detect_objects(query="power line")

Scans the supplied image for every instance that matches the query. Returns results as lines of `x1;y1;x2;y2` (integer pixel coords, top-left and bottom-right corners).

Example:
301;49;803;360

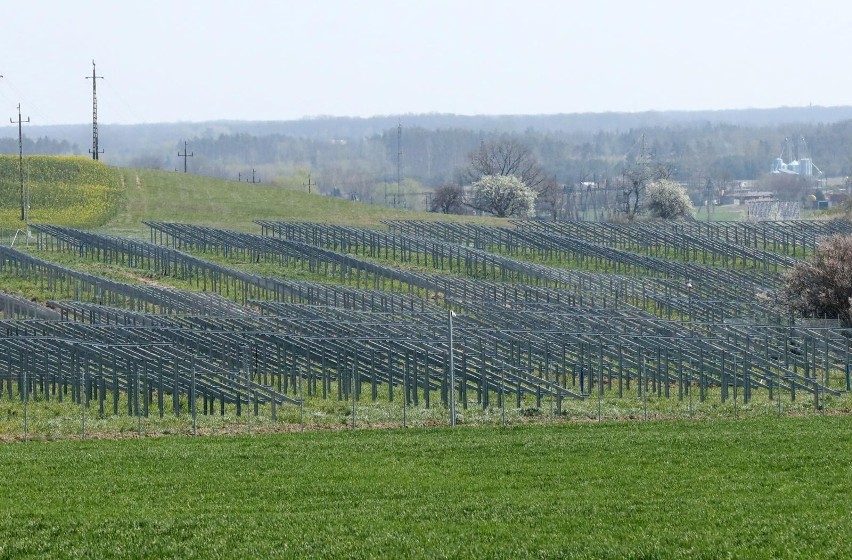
85;60;104;160
1;77;57;125
178;140;194;173
100;78;146;124
10;103;30;222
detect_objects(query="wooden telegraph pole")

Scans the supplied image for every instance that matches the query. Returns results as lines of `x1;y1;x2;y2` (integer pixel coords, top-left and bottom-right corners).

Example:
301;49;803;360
178;141;194;173
10;104;30;221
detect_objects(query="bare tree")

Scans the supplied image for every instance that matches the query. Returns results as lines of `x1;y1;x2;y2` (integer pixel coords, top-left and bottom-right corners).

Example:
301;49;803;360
430;184;467;214
613;134;674;220
620;158;672;221
535;178;567;220
465;138;546;190
780;234;852;325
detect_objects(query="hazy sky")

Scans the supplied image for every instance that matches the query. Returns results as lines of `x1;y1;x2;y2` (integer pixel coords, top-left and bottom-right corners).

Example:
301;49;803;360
2;0;851;125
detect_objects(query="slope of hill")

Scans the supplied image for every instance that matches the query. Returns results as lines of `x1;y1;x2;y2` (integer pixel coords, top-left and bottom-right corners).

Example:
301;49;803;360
0;158;497;239
0;155;123;231
105;168;497;238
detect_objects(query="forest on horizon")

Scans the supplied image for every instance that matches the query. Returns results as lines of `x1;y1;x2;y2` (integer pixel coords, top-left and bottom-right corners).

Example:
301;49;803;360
2;106;852;214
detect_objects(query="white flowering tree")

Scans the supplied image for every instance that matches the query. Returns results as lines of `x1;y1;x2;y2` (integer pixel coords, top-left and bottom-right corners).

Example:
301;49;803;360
645;180;694;220
470;174;537;218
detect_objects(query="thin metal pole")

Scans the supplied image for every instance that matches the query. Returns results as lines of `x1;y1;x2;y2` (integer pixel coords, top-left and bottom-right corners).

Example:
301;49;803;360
402;366;407;429
299;370;304;432
246;373;251;435
688;358;693;418
136;366;141;435
500;369;506;427
191;364;197;436
448;310;456;427
846;363;851;392
733;356;738;419
23;360;28;442
777;373;782;417
351;368;356;430
597;338;603;422
549;381;554;422
243;347;251;435
81;361;86;440
642;357;648;421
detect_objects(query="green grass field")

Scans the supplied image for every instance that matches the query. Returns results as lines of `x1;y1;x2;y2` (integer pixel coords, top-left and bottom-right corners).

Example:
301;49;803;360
104;168;501;237
0;417;849;559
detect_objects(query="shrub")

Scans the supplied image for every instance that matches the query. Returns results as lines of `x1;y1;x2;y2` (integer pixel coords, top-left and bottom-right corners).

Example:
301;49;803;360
645;180;694;220
470;174;536;218
780;234;852;325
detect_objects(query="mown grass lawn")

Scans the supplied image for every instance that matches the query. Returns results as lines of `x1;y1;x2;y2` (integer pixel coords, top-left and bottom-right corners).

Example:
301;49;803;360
0;416;849;559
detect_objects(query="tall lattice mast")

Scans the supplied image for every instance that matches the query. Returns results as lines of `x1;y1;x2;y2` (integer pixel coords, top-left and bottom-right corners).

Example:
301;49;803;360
86;60;104;160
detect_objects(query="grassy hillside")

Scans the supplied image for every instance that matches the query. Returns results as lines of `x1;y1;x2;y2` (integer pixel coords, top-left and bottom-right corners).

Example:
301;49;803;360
0;417;848;559
104;168;500;237
0;157;501;239
0;156;123;231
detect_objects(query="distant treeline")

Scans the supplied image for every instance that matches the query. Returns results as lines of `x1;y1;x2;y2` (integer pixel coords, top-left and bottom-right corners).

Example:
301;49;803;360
137;121;852;189
0;137;77;156
2;108;852;192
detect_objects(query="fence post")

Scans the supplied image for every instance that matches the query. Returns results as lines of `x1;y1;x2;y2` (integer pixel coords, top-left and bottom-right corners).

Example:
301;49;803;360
80;358;86;440
846;364;851;392
191;364;197;436
448;310;456;427
402;366;407;429
23;356;28;443
299;369;304;432
136;366;141;436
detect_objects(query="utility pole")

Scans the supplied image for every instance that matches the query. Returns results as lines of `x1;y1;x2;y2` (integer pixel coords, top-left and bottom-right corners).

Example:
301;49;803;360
396;121;402;208
304;172;315;193
10;104;30;222
705;176;714;221
178;141;193;173
85;60;104;160
248;168;260;184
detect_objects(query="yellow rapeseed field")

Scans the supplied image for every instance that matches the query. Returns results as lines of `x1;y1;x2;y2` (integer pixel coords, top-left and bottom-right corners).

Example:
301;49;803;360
0;155;123;229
